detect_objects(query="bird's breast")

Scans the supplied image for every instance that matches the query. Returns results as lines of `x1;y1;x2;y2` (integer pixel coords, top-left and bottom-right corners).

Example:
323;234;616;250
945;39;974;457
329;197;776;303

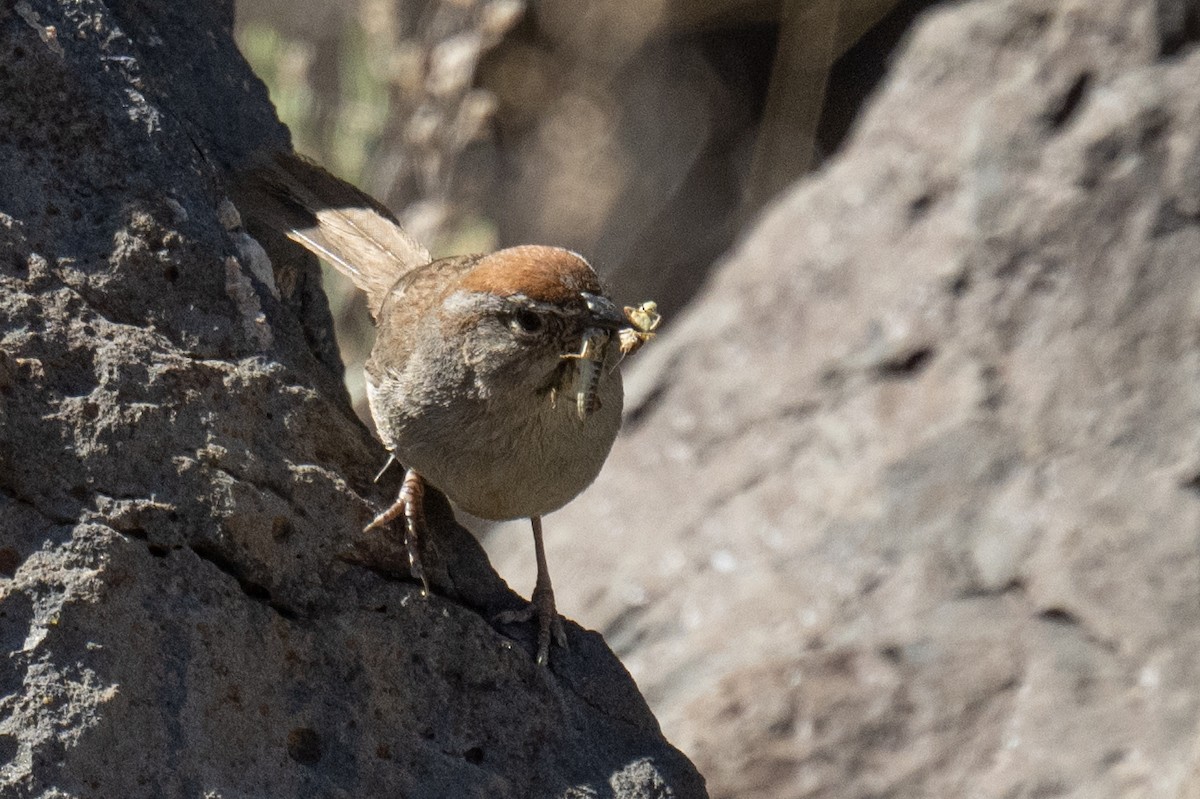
370;367;624;521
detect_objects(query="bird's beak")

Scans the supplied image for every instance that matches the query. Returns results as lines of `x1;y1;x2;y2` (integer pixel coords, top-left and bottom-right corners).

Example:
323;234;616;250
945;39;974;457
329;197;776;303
579;292;627;330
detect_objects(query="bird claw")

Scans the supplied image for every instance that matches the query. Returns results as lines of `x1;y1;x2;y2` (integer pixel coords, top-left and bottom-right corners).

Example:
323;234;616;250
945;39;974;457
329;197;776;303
365;467;430;597
495;585;568;666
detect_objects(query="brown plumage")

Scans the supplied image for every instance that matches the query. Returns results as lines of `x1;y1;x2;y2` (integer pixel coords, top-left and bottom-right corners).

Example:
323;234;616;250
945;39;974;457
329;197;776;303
231;151;641;667
457;246;603;304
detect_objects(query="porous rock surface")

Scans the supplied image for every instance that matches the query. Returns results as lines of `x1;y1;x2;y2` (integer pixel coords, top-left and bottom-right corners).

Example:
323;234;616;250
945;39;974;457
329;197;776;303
0;1;706;797
488;0;1200;796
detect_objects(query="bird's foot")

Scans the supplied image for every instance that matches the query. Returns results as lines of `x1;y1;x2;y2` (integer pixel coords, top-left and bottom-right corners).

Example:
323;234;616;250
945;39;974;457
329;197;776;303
496;584;568;667
365;467;429;597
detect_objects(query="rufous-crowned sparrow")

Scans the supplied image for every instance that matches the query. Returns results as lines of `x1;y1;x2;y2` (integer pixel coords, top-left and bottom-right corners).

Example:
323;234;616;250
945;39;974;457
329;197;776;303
235;153;656;666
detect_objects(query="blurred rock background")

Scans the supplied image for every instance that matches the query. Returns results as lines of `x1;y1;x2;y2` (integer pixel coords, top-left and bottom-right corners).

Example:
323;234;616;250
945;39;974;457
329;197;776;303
0;1;704;794
235;0;933;419
236;0;1200;796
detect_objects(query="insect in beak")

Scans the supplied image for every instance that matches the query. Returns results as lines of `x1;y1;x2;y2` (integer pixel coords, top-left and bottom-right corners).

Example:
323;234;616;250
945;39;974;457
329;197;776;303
556;297;662;420
561;327;611;420
618;301;661;356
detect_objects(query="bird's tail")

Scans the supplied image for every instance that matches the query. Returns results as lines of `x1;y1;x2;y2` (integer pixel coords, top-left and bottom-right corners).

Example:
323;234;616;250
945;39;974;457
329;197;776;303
232;151;431;319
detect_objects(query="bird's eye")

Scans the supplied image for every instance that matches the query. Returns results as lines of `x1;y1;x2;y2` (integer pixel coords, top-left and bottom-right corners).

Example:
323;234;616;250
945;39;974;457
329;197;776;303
508;310;546;337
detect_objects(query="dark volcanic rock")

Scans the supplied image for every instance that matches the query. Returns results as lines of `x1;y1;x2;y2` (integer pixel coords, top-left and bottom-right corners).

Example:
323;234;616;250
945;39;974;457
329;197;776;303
488;0;1200;796
0;1;705;797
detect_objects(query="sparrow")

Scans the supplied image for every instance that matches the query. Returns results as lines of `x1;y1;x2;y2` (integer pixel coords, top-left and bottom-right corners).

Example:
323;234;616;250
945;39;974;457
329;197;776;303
234;153;655;665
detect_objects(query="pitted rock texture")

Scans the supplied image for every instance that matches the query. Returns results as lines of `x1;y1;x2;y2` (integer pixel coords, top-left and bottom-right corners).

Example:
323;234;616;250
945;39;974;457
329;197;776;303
487;0;1200;797
0;1;706;797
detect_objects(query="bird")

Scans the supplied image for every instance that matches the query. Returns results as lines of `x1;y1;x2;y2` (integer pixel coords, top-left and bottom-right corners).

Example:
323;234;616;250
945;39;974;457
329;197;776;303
234;153;654;666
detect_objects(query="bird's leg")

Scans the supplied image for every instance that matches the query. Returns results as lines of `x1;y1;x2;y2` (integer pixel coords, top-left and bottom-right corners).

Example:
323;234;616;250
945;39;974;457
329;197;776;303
529;514;568;665
496;515;567;666
365;466;429;597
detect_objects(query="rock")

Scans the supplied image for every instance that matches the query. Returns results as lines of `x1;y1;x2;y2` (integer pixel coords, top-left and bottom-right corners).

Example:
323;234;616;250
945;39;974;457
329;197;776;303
0;1;704;797
487;0;1200;796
